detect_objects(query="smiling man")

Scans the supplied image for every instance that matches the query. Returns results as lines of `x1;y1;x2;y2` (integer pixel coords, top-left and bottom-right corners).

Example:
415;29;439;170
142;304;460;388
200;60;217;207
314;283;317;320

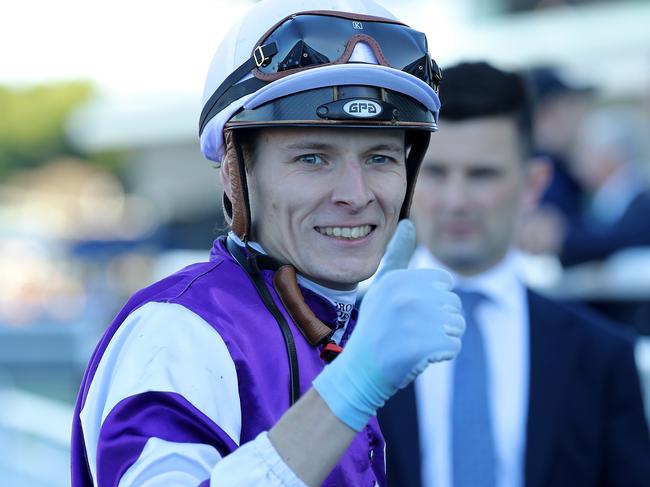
70;0;465;486
247;128;407;289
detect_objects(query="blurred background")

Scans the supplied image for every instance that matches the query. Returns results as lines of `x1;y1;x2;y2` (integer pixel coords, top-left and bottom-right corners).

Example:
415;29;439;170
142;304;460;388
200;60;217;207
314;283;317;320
1;0;649;485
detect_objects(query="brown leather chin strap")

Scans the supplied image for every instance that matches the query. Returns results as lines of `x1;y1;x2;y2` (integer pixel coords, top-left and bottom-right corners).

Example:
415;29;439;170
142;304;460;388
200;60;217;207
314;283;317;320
227;236;332;350
222;129;249;239
273;265;333;346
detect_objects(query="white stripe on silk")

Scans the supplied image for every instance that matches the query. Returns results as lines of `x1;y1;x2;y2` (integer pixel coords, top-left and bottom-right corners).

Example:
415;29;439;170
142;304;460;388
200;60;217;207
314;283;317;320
118;437;222;486
80;301;241;485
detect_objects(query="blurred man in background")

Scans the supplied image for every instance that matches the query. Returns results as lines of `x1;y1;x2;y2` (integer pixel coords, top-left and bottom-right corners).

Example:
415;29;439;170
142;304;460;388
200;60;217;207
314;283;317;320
520;107;650;266
379;61;650;487
527;66;594;224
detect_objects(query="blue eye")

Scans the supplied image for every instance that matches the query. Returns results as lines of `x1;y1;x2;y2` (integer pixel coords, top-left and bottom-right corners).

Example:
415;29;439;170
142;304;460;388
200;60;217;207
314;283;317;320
298;154;324;165
369;155;392;165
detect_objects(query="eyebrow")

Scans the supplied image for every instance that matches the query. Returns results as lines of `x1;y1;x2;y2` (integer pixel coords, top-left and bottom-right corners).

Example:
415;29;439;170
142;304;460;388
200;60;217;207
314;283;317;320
283;141;404;153
284;141;338;151
366;143;404;153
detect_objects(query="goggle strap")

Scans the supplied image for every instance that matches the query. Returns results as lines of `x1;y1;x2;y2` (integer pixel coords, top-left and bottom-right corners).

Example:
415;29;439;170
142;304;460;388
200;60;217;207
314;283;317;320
199;42;278;135
200;77;268;136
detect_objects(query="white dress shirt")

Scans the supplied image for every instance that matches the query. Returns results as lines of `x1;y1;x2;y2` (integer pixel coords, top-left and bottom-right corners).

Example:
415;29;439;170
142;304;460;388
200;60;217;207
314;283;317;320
411;246;530;487
588;164;645;225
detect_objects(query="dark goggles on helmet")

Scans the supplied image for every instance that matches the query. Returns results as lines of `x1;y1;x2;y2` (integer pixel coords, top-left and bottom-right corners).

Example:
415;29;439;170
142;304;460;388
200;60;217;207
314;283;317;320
252;12;441;88
199;11;441;136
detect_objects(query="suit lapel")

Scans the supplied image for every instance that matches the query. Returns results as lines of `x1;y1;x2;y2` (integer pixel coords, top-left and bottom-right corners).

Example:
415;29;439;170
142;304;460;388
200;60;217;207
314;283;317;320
378;382;422;487
524;291;581;487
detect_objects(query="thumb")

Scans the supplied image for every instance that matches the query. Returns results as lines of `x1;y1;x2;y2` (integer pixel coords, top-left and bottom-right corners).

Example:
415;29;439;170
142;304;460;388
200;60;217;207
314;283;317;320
374;219;417;282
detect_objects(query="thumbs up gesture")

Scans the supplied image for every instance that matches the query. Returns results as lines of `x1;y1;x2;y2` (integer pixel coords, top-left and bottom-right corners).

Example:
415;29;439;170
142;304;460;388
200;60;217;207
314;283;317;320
313;220;465;431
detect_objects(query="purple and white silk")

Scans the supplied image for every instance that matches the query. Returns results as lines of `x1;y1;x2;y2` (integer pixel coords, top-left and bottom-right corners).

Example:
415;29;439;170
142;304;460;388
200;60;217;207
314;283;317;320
71;237;386;486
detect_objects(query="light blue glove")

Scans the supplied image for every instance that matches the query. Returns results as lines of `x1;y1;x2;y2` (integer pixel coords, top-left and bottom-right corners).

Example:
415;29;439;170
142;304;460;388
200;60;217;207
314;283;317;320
313;219;465;431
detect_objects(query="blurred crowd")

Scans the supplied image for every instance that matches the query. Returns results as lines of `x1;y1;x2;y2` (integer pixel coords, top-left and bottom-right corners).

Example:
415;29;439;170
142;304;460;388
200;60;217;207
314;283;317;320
511;66;650;334
518;66;650;268
0;158;162;330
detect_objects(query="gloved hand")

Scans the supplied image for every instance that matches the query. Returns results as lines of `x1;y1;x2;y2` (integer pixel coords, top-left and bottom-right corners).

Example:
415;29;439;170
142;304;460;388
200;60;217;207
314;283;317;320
313;219;465;431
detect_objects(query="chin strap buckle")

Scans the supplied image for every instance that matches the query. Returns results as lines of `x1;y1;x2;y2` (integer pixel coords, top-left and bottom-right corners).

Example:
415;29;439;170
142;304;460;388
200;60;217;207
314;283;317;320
320;341;344;363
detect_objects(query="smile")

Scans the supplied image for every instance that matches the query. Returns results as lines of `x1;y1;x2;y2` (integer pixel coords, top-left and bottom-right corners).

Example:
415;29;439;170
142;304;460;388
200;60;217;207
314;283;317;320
315;225;374;239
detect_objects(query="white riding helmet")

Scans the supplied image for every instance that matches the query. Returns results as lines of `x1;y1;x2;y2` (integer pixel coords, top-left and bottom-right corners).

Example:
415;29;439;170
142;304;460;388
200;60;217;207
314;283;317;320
199;0;442;238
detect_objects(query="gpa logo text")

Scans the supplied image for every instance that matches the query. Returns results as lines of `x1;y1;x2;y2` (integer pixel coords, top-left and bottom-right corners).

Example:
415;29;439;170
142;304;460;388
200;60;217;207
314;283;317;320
343;99;382;118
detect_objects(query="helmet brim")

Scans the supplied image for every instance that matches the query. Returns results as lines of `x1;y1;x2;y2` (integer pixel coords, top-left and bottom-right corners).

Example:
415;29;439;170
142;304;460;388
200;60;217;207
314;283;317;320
200;63;440;162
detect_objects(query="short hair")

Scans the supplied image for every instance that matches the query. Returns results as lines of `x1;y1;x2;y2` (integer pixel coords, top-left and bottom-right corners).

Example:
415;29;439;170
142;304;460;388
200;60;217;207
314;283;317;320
438;61;534;158
227;128;259;169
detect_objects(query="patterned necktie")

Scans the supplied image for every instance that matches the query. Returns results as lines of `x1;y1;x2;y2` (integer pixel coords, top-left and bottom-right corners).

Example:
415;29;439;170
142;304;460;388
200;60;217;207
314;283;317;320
451;289;496;487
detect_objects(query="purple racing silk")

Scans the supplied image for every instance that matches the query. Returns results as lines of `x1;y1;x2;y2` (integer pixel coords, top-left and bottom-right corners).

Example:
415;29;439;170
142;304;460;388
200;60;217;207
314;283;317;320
71;237;386;486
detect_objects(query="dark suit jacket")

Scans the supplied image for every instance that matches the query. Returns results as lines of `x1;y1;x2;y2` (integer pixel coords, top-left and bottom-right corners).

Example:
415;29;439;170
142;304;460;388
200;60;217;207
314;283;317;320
378;290;650;487
561;190;650;267
538;151;585;226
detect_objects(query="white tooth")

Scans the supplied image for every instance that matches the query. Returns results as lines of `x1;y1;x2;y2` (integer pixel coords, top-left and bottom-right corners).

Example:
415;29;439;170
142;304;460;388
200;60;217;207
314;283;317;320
351;227;360;238
326;227;333;236
366;225;372;235
342;227;351;238
333;227;342;237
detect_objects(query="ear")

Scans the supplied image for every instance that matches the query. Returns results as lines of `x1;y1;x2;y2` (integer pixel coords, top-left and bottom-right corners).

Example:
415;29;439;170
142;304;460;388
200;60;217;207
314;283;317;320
522;156;553;211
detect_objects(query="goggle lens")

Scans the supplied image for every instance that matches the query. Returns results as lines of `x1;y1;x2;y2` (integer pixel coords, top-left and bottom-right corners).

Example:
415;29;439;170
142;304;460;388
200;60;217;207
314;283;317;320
256;14;440;91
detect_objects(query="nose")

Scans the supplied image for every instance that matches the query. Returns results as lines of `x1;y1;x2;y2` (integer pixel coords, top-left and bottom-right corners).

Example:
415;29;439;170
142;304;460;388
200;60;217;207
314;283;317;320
443;173;470;212
330;160;375;211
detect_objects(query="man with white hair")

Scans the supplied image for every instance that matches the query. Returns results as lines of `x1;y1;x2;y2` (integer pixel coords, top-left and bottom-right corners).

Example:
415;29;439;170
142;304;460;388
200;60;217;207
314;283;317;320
521;107;650;266
559;108;650;265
